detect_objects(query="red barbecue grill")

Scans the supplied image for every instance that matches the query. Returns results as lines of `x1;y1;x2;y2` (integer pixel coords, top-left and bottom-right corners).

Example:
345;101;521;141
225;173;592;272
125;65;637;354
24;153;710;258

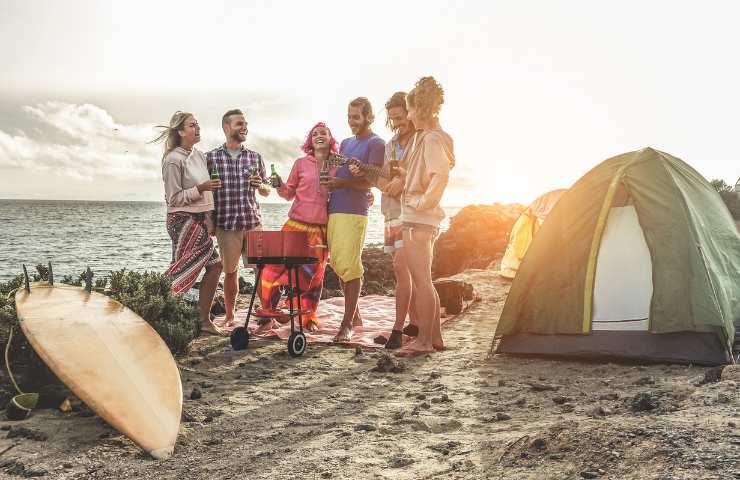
229;231;318;357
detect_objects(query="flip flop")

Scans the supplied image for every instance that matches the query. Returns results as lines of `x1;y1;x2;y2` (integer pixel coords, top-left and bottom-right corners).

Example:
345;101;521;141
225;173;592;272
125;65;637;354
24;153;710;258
332;327;353;343
200;324;225;336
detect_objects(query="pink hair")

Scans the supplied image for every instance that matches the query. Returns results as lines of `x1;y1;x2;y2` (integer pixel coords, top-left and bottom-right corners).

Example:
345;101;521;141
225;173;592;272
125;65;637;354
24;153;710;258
301;122;339;155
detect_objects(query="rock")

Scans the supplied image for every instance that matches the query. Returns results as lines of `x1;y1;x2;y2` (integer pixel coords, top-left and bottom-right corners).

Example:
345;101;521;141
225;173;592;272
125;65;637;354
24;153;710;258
320;472;333;479
531;438;547;450
430;371;442;379
190;387;202;400
631;392;659;412
581;472;599;479
433;279;475;315
528;382;560;392
590;406;612;417
495;412;511;421
238;276;253;294
6;427;48;441
552;395;572;405
549;453;564;460
416;394;427;400
498;380;506;387
430;441;461;454
2;459;48;477
599;392;619;401
431;203;523;278
354;423;377;432
181;410;197;423
560;403;575;413
388;455;415;468
419;402;431;410
424;418;463;434
721;365;740;382
371;353;406;373
635;376;656;386
717;393;731;404
210;295;226;316
324;247;395;296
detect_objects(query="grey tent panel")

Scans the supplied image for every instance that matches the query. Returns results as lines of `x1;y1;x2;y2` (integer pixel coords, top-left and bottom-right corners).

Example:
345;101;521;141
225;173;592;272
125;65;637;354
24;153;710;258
496;331;731;366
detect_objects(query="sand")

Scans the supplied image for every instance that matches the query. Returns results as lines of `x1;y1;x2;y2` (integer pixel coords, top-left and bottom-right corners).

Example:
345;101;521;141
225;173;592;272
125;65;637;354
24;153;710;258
1;267;740;479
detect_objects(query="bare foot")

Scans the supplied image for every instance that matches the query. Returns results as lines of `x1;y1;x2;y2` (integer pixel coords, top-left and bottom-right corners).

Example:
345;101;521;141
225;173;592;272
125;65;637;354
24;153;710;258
352;313;363;327
304;320;319;333
200;320;225;336
394;339;435;357
255;318;276;334
220;316;237;329
333;325;353;343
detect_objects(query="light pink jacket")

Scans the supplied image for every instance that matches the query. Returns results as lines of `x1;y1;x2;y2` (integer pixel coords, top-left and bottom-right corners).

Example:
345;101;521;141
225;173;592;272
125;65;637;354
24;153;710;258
277;155;335;225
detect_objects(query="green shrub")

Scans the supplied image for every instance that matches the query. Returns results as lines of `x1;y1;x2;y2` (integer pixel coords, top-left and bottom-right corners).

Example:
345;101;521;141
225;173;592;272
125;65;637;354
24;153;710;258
712;179;740;220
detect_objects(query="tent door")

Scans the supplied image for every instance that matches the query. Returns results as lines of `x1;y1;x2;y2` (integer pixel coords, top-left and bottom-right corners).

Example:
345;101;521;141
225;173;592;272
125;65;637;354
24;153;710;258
592;206;653;331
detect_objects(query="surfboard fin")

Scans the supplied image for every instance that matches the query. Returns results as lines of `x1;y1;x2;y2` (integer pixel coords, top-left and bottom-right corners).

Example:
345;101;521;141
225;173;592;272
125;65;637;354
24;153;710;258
22;264;30;293
84;267;93;293
48;262;54;286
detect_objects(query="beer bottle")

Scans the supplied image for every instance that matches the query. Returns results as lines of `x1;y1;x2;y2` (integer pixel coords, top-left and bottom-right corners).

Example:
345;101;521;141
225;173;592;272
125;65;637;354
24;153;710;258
210;163;219;180
270;164;282;188
389;142;399;178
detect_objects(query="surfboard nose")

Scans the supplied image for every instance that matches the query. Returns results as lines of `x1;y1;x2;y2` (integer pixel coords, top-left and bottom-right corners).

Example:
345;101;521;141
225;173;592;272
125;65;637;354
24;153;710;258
149;446;174;460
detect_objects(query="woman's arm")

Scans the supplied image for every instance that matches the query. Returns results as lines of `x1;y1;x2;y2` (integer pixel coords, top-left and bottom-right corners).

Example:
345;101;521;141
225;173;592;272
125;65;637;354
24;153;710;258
277;161;299;201
163;161;201;207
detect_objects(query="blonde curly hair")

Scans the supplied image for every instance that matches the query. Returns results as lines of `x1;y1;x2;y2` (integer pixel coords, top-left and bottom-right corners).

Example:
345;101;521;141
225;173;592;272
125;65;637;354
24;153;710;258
407;76;444;122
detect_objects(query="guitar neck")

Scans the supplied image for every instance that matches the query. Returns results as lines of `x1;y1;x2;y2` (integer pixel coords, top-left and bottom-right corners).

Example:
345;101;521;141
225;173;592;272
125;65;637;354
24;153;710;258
327;154;393;180
359;162;391;180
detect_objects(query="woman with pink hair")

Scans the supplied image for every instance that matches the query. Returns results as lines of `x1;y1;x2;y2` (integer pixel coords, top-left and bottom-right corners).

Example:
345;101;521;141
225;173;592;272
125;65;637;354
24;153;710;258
255;122;338;331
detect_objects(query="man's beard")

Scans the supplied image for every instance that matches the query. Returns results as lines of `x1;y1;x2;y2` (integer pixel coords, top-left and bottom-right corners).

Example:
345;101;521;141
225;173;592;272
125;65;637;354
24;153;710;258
353;120;370;134
230;131;244;143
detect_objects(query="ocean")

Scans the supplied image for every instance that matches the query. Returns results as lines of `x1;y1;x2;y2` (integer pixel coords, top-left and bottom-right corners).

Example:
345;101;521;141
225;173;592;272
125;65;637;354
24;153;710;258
0;200;460;282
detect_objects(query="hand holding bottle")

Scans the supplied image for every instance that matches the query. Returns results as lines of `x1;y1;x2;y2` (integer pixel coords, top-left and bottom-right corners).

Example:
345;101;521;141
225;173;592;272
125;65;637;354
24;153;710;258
198;179;222;192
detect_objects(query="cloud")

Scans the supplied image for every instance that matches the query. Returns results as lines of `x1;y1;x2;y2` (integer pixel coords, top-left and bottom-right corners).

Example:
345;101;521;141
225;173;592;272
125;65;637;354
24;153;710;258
0;102;301;184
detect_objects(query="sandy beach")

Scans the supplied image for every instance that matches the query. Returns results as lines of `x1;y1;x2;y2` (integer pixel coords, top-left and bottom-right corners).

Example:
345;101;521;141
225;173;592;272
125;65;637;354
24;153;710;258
1;266;739;479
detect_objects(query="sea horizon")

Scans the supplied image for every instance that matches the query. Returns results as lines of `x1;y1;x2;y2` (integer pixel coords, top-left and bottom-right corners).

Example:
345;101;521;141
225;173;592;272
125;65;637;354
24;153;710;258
0;199;461;282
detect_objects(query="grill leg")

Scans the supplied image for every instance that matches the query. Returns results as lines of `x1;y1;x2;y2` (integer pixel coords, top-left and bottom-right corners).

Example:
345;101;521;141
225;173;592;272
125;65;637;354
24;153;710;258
287;266;296;335
294;266;304;334
244;264;264;329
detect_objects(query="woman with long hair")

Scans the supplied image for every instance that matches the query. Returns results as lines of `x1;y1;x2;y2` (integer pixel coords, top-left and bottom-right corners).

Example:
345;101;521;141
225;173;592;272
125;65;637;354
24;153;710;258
155;111;224;335
254;122;338;332
396;77;455;355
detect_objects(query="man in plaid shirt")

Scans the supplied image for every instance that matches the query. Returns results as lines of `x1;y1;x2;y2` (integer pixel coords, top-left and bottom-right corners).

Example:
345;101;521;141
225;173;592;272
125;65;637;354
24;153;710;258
206;109;271;325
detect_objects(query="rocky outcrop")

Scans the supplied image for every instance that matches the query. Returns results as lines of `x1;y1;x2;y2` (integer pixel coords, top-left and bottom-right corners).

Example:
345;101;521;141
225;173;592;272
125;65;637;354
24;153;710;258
432;203;523;279
323;247;394;298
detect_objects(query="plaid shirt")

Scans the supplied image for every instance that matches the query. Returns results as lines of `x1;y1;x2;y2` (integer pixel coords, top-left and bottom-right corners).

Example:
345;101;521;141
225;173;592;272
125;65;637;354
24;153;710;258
206;144;267;231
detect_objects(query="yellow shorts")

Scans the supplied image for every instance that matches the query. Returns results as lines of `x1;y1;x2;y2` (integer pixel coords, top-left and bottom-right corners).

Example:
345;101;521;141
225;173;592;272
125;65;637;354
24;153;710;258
215;225;261;274
327;213;367;282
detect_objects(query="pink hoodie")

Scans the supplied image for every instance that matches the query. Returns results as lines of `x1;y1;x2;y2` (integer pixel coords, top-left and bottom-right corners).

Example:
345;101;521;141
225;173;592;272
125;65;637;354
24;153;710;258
277;155;334;225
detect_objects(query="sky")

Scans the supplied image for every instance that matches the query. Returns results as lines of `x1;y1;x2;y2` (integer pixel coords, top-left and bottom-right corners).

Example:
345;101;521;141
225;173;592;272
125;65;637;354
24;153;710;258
0;0;738;206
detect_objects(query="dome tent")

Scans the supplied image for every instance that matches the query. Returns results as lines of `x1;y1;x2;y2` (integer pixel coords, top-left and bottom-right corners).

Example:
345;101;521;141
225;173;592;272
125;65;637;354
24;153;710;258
493;148;740;365
499;189;566;279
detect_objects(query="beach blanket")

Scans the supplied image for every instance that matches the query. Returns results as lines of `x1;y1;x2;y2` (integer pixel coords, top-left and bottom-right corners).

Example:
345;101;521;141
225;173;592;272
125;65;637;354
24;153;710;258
213;294;474;348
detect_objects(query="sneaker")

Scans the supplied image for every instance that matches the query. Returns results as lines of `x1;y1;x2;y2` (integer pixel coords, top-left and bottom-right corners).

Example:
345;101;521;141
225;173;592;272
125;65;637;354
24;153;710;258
402;324;419;337
385;330;403;349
